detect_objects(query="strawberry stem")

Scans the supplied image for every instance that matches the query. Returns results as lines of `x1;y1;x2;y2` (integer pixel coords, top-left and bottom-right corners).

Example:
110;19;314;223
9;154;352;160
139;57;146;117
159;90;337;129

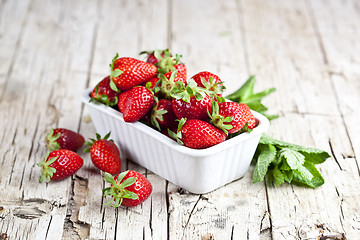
102;171;139;208
37;152;58;183
46;128;61;151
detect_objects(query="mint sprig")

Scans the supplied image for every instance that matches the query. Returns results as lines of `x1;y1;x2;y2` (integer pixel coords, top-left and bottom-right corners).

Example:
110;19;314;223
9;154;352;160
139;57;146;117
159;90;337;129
253;134;330;188
226;75;278;120
227;76;330;188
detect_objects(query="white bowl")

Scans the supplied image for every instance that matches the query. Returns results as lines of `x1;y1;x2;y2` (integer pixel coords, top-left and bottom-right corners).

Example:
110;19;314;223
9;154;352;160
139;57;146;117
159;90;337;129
82;88;269;194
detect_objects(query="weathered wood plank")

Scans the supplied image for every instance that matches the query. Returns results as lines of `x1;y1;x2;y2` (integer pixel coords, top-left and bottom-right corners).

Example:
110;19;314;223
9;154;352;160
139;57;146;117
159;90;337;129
168;169;271;240
241;0;360;239
307;0;360;238
0;0;98;239
0;0;31;100
169;0;270;239
170;0;250;92
76;0;170;239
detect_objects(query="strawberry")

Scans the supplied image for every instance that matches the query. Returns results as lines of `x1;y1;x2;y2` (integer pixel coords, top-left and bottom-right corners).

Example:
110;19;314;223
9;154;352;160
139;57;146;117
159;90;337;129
171;79;212;121
140;49;169;65
122;86;155;122
210;101;257;135
168;118;226;149
155;70;187;99
38;149;83;182
102;170;152;207
141;49;187;80
172;95;212;121
90;76;120;106
172;63;187;82
110;54;157;91
46;128;85;152
142;76;160;92
117;90;130;113
191;71;225;101
84;132;121;175
150;99;177;130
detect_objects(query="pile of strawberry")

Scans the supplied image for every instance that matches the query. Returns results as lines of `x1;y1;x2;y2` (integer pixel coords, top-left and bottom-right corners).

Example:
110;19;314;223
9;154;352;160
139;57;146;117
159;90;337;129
90;49;259;149
38;129;152;208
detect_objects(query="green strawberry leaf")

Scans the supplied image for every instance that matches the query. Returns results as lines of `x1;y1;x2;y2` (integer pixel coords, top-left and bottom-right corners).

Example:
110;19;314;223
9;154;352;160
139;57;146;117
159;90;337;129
119;177;137;188
123;190;139;200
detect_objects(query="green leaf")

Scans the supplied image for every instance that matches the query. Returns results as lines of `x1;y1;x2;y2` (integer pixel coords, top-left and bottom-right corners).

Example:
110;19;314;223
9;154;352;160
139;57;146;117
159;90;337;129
253;144;277;183
279;148;305;170
116;171;129;183
112;69;122;78
225;75;277;120
272;166;285;186
292;161;324;188
260;134;331;164
226;75;256;102
123;190;139;200
282;170;293;183
295;165;313;182
104;173;117;185
119;177;137;188
109;79;120;92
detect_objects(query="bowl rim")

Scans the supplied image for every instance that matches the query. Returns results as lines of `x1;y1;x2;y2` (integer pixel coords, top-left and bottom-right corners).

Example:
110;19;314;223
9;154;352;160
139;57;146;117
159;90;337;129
82;88;270;157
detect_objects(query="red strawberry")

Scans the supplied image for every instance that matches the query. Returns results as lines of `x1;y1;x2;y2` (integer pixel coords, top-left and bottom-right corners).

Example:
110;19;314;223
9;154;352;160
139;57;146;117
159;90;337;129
140;49;170;65
150;99;177;130
171;80;212;121
141;49;187;80
172;95;212;121
169;118;226;149
102;170;152;207
122;86;155;122
191;71;225;100
156;70;187;99
90;76;120;106
172;63;187;82
46;128;85;152
85;132;121;175
38;149;83;182
110;54;157;91
142;76;160;92
210;102;257;135
117;90;130;113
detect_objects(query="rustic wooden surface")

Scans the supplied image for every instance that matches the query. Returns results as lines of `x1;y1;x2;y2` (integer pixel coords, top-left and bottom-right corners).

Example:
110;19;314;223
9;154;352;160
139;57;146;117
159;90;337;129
1;0;359;239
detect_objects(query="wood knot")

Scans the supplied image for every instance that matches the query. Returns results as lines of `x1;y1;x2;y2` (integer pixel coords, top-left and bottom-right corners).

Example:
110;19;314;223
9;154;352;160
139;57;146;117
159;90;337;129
201;233;215;240
0;233;7;240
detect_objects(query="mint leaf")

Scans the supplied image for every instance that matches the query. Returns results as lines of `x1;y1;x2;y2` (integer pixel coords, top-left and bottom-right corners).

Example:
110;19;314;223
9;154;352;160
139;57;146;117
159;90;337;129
292;161;324;188
279;148;305;170
253;134;330;188
282;170;293;183
253;144;277;183
225;75;277;120
272;166;285;186
260;134;330;164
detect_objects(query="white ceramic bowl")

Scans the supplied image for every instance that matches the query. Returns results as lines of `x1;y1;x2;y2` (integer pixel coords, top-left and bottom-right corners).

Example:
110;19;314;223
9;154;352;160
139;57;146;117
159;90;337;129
82;88;269;194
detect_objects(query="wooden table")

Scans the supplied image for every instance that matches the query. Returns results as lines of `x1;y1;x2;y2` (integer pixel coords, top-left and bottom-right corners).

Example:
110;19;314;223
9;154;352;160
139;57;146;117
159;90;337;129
1;0;359;239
